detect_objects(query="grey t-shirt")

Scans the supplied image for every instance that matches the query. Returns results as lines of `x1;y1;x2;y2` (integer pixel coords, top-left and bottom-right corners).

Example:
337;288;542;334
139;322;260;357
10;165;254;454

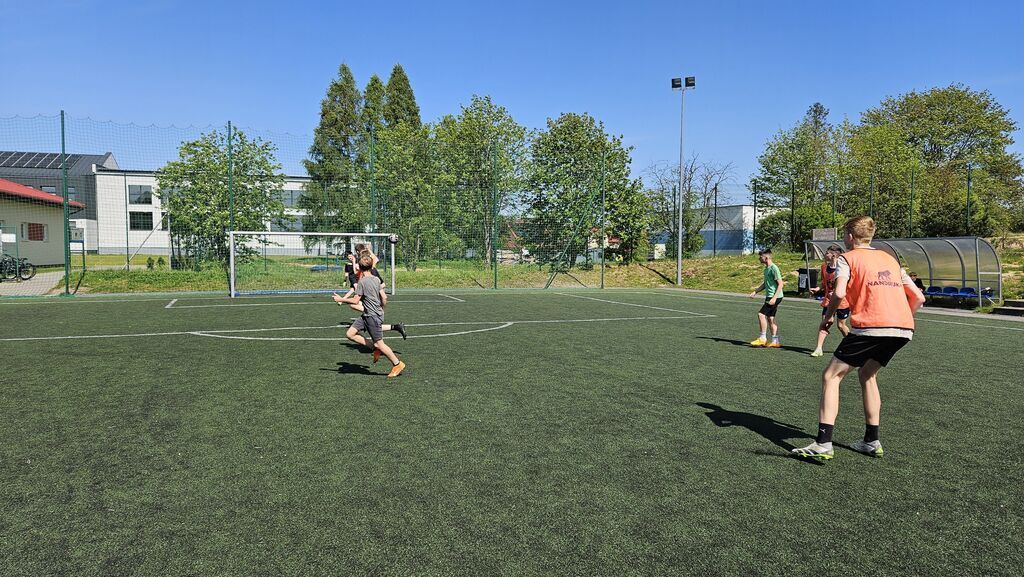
354;274;384;319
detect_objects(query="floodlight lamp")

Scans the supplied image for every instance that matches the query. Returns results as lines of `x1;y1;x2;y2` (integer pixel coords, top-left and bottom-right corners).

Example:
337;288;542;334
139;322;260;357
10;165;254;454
671;78;682;90
685;76;695;88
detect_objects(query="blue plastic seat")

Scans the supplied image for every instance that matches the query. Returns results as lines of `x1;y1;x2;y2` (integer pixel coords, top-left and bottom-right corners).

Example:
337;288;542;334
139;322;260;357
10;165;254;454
959;287;978;297
942;286;960;296
926;286;943;295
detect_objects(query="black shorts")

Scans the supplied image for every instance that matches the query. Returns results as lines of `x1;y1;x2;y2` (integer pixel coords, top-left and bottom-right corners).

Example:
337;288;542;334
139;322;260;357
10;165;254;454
759;299;781;317
833;334;909;367
822;307;851;320
351;314;385;342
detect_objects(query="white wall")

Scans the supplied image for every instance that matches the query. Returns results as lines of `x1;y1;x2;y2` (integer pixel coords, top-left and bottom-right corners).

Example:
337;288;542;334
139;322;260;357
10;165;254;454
94;173;170;255
0;199;69;265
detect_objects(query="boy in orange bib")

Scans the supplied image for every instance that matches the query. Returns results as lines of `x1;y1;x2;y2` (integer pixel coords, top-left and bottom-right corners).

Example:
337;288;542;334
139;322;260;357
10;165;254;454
809;244;851;357
792;216;925;460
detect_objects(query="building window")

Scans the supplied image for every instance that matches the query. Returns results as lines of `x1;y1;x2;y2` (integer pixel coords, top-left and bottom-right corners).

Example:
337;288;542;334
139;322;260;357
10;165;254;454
128;185;153;205
129;212;154;231
68;187;77;202
22;222;48;242
41;186;57;194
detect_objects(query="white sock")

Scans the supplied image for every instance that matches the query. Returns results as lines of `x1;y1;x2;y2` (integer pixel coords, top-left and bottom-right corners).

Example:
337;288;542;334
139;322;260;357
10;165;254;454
759;332;767;340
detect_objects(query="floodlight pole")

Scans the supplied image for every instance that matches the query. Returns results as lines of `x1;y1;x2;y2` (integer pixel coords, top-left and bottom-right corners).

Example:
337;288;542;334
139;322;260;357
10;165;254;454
673;76;694;285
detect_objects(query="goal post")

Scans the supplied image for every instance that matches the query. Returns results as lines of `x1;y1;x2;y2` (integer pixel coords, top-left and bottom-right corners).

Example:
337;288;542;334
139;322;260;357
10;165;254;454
228;230;397;297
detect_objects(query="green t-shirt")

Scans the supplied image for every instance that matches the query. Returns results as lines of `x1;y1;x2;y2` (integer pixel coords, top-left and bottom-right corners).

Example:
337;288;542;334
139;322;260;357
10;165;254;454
763;263;783;299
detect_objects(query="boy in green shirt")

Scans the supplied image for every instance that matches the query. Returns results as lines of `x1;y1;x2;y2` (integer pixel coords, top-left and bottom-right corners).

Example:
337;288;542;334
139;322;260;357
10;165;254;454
748;248;784;348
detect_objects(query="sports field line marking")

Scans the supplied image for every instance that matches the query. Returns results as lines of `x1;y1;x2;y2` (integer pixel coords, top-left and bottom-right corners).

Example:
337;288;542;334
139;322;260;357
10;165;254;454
166;298;462;309
165;299;178;309
438;294;465;302
555;292;712;316
193;323;517;341
0;314;712;342
649;288;1024;332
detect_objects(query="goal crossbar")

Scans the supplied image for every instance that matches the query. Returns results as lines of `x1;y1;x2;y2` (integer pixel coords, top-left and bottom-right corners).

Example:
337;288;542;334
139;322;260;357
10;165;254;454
228;230;397;297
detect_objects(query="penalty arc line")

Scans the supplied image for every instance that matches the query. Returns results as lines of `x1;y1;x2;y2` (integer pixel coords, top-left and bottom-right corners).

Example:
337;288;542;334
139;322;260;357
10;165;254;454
0;314;715;342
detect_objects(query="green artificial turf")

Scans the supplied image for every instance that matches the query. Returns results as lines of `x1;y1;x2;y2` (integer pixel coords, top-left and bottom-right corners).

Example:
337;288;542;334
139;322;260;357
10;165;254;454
1;290;1021;576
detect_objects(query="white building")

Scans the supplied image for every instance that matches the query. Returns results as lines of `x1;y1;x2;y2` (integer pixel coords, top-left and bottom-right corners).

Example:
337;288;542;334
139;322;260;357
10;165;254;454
651;204;781;258
0;151;312;257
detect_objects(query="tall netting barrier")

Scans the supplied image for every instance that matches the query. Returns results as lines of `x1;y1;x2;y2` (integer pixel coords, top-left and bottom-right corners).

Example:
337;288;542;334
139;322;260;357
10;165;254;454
229;231;395;296
4;111;999;297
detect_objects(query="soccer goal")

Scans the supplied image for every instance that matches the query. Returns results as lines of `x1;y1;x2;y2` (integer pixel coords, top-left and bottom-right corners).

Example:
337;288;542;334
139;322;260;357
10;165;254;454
228;231;397;297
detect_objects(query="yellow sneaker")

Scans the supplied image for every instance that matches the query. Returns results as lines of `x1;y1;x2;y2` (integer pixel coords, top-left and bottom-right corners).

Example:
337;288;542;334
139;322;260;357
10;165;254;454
810;350;824;357
766;340;782;348
387;361;406;378
749;337;767;347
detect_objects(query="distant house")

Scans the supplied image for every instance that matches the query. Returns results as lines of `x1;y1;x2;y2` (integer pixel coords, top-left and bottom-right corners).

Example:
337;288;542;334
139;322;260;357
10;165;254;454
0;177;85;265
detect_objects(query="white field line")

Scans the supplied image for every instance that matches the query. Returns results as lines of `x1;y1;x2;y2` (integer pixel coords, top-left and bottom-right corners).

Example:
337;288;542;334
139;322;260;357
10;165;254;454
0;315;712;342
438;294;466;302
649;289;1024;332
555;292;712;316
166;297;462;309
165;299;178;309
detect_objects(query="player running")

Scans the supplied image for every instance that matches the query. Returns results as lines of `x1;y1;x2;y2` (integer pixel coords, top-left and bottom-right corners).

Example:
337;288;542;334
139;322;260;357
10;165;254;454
809;244;850;357
333;254;407;378
792;216;926;460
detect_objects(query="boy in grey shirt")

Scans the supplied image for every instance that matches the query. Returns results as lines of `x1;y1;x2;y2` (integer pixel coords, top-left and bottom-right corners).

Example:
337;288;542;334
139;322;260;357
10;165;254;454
333;255;407;377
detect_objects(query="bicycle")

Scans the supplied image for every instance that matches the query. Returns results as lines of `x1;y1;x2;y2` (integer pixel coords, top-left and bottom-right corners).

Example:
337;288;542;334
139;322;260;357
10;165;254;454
0;253;36;281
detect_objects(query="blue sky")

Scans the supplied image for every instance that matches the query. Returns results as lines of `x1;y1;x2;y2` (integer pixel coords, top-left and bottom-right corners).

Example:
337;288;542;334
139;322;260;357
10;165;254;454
2;0;1022;202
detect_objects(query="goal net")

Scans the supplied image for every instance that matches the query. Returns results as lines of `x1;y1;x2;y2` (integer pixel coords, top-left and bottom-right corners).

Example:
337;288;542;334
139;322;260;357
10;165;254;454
228;231;397;297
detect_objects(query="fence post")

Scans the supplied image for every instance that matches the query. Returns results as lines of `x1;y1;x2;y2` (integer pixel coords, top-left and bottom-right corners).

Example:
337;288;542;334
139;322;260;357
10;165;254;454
909;167;915;237
751;182;757;253
369;126;376;232
491;142;498;290
789;180;796;249
869;173;875;218
966;163;972;236
713;183;718;257
227;121;234;234
599;151;607;289
61;110;70;295
831;179;837;232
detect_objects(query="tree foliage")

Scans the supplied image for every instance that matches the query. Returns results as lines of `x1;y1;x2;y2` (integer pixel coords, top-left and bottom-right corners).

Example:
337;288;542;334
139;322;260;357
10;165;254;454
301;64;366;247
157;128;284;267
751;85;1024;240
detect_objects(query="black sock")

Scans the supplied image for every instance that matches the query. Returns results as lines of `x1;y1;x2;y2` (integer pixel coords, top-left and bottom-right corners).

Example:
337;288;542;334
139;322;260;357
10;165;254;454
816;423;834;444
864;424;880;443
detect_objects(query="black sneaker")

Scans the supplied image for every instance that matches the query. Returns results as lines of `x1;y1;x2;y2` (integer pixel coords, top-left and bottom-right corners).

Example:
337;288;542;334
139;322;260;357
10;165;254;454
393;323;408;340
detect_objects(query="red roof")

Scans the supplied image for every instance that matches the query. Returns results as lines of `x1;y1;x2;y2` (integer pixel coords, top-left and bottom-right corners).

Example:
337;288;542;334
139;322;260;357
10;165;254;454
0;178;85;209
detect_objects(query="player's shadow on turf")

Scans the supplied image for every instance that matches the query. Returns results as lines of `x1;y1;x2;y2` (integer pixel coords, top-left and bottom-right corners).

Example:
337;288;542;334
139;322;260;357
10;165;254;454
321;362;378;375
696;336;815;355
696;402;817;459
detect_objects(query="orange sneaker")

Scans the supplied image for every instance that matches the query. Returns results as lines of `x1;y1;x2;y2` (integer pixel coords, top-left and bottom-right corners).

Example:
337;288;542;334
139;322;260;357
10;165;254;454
766;340;782;348
387;361;406;378
372;349;382;364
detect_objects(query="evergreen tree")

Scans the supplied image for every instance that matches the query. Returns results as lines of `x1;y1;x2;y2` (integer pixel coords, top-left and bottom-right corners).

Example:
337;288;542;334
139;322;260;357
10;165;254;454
383;64;421;128
301;64;365;246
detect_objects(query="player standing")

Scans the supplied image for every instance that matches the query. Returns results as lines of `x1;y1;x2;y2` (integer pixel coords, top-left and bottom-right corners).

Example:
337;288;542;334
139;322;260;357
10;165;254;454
810;244;850;357
792;216;926;460
749;248;784;348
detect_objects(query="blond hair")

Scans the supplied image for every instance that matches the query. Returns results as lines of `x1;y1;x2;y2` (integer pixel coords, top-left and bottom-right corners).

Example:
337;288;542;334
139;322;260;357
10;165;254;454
844;216;876;244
